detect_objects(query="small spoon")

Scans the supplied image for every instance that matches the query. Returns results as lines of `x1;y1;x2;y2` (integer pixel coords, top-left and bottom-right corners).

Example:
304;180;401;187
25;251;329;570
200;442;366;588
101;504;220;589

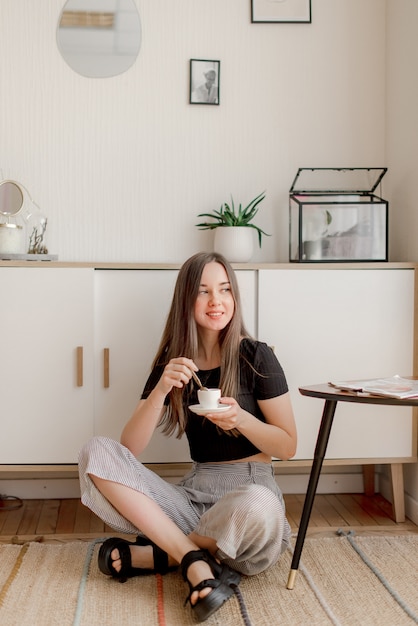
192;370;208;390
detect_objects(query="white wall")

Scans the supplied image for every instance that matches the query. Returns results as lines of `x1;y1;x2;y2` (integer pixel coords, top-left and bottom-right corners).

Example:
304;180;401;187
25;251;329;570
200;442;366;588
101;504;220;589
384;0;418;522
386;0;418;262
0;0;386;263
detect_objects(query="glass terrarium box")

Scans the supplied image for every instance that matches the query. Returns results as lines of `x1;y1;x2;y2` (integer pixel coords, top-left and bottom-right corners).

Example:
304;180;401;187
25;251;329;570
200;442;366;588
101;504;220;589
289;167;388;262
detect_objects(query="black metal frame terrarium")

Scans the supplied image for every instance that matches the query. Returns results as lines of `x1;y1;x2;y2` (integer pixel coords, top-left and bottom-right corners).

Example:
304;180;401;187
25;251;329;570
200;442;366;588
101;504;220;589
289;167;388;262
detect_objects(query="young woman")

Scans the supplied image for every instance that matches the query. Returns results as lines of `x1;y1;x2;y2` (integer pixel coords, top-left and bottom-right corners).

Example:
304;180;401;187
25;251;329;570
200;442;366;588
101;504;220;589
79;252;297;622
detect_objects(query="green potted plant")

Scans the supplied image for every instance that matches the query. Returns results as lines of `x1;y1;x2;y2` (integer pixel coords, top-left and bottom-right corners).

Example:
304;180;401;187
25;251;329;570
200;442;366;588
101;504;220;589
196;191;270;262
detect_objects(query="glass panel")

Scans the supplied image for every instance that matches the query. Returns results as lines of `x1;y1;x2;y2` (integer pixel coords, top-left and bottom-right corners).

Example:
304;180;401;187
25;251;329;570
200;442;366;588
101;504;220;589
299;203;387;261
290;168;387;194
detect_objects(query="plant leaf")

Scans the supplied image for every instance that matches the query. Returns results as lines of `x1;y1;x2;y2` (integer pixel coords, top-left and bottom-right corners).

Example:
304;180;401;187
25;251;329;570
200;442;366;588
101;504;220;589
196;191;269;245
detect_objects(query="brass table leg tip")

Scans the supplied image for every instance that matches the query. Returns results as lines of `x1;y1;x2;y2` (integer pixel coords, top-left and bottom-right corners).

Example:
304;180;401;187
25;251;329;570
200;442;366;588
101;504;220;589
287;569;297;590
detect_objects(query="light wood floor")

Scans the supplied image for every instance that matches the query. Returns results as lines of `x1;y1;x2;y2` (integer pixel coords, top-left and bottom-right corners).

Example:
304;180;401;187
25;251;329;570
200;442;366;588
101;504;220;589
0;493;417;544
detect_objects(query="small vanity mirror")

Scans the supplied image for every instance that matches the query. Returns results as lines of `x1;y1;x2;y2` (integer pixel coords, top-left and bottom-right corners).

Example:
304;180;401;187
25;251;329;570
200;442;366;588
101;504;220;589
0;180;24;217
56;0;141;78
0;180;54;258
0;180;25;255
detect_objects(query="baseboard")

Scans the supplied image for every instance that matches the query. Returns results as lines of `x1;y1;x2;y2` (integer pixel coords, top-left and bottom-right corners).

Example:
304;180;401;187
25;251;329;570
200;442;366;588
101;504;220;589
0;478;81;499
404;492;418;526
0;470;365;500
279;472;364;494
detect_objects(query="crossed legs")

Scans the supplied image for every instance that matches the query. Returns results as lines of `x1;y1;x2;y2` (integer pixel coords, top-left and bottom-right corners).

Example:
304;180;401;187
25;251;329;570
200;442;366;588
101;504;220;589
91;474;218;605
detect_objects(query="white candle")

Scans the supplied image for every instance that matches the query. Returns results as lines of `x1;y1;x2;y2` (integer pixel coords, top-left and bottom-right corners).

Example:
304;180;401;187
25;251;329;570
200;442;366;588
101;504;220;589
0;223;24;254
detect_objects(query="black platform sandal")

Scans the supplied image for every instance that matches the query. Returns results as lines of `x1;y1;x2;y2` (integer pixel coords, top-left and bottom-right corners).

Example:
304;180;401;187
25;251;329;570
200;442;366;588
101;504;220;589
98;536;177;583
181;549;241;623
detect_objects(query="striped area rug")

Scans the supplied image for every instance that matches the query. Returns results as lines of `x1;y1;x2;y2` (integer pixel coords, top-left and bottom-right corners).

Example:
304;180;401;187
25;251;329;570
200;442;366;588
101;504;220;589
1;533;418;625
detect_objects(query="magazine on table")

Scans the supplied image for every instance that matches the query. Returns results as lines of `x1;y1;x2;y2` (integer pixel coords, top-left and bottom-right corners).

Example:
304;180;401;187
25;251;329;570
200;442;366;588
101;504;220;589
328;375;418;399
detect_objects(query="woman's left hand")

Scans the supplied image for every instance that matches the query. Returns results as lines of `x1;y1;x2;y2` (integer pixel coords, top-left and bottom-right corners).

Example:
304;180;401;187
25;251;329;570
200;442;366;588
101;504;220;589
205;397;243;432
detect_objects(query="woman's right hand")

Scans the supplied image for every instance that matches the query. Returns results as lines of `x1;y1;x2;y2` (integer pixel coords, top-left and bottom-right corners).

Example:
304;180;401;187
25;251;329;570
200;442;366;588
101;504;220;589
156;357;198;396
121;356;198;455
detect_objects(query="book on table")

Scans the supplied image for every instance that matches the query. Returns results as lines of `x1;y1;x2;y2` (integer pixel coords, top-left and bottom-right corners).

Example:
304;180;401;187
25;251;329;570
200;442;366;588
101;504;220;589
328;375;418;399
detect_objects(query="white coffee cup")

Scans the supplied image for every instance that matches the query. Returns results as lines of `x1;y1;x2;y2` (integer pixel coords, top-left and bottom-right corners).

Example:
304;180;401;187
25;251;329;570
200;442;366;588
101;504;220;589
197;388;221;409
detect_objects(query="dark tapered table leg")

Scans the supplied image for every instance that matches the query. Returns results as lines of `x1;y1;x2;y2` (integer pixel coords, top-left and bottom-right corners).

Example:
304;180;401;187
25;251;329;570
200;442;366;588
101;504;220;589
287;399;338;589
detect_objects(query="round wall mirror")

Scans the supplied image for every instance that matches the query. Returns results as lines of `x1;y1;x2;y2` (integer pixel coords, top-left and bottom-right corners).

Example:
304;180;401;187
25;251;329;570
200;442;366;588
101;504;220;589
0;181;24;217
56;0;141;78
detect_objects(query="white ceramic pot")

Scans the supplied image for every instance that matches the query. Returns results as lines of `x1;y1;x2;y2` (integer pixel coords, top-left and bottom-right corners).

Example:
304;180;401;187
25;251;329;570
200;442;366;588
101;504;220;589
214;226;254;262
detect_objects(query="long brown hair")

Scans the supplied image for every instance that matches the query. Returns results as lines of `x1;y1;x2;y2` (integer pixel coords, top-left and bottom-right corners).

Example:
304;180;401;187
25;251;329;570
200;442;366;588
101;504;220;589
153;252;251;437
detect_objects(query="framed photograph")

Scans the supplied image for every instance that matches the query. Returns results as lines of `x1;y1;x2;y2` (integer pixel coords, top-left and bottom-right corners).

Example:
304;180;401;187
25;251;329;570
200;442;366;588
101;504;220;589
251;0;311;24
189;59;220;105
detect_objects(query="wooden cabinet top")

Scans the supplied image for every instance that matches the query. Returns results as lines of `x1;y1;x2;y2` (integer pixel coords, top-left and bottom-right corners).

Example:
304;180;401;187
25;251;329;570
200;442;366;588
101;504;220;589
0;261;416;270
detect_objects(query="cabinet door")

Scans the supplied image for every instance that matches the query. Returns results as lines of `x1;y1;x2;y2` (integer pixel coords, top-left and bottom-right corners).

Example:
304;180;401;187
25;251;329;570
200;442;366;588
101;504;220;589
94;269;257;462
94;269;189;461
0;268;95;463
258;269;415;460
235;270;257;338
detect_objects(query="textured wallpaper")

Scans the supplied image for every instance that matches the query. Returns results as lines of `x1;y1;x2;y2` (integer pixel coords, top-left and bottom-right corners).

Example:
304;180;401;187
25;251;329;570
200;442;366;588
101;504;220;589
0;0;386;262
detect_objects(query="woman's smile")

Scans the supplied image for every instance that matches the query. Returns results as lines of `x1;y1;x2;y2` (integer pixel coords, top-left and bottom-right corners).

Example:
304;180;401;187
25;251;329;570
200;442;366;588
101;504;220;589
207;311;223;318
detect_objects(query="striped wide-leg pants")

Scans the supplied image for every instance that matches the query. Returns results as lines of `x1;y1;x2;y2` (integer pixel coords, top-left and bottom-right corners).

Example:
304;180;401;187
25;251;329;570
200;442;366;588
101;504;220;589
78;436;291;575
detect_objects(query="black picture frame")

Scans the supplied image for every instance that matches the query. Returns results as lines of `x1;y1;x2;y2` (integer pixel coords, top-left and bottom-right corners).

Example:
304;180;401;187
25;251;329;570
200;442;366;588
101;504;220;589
189;59;220;105
251;0;311;24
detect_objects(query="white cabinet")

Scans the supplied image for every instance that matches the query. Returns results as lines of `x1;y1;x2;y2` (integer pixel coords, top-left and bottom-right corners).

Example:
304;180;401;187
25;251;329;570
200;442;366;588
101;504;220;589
2;264;413;466
258;269;415;460
0;267;95;463
94;269;257;462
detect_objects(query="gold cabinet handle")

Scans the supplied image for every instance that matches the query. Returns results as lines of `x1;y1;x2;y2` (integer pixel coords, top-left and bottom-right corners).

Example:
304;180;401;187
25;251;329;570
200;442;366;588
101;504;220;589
76;346;83;387
104;348;110;388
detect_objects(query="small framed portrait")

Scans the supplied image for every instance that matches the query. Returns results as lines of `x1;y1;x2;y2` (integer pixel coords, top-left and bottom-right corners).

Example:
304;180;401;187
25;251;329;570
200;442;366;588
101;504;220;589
251;0;311;24
189;59;220;105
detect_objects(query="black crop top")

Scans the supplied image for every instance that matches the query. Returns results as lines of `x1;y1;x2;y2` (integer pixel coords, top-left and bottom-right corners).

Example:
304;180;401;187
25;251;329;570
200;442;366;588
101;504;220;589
140;338;289;463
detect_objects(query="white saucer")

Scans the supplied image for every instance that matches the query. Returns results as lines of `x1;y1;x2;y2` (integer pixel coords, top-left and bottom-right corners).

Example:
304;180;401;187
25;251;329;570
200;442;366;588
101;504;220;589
189;404;231;416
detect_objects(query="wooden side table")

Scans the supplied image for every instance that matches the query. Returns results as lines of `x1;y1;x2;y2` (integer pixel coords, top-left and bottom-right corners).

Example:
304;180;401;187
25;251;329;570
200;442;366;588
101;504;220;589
287;383;418;590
